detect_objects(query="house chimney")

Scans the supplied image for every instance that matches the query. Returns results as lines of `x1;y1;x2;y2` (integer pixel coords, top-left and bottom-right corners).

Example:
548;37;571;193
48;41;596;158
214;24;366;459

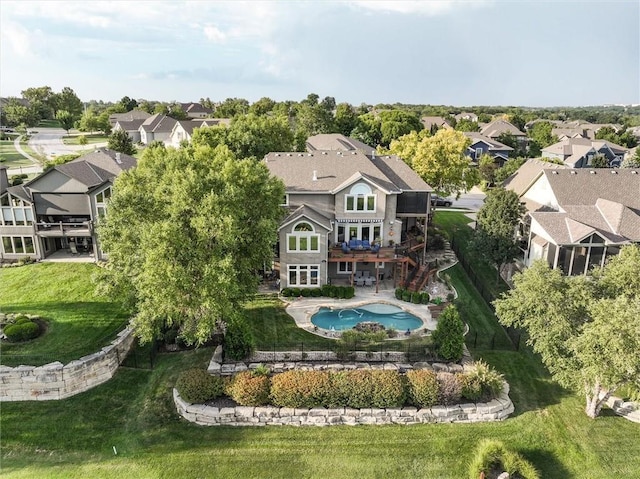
115;152;122;164
0;166;8;195
371;150;376;159
312;170;318;181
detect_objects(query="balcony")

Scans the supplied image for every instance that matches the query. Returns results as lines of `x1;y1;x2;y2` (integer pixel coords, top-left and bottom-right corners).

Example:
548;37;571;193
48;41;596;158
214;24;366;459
36;220;92;237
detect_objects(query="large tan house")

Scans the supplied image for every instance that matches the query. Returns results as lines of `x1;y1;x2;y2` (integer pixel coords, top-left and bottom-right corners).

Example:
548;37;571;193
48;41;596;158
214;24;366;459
264;150;433;289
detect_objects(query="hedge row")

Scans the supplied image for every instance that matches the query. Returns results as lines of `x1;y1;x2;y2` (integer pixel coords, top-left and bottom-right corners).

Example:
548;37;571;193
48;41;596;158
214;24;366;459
3;315;42;342
177;363;504;408
281;285;355;299
394;288;430;304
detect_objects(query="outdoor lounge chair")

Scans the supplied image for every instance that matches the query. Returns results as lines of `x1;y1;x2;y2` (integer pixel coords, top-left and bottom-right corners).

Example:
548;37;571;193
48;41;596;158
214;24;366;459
364;276;374;287
349;238;363;249
69;242;78;255
341;242;351;253
355;271;363;278
356;277;365;287
362;271;370;278
362;240;371;249
371;243;380;253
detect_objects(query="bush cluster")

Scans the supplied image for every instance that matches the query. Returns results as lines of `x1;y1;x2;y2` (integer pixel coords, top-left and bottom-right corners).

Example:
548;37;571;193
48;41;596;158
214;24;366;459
280;285;355;299
431;304;465;361
227;371;271;406
437;372;463;405
468;439;540;479
460;361;505;402
395;288;430;304
4;317;40;342
270;370;334;408
405;369;439;407
176;369;225;404
223;318;255;361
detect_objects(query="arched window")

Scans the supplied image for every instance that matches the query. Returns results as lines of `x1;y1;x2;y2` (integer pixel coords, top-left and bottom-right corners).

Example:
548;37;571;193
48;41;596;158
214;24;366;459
287;221;320;252
345;182;376;212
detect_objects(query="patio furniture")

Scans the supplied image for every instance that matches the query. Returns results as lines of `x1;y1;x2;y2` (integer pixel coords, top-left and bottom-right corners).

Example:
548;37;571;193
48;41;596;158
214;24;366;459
341;242;351;253
355;271;363;278
364;276;374;287
69;241;78;255
356;277;365;287
362;239;371;249
371;243;380;254
362;271;370;278
349;238;363;250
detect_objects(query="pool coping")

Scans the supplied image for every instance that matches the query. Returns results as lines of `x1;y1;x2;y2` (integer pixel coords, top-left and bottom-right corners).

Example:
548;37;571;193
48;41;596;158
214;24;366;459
283;289;437;338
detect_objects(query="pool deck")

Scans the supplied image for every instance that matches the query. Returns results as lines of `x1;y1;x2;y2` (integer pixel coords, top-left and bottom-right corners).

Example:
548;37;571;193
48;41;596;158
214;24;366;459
283;287;437;338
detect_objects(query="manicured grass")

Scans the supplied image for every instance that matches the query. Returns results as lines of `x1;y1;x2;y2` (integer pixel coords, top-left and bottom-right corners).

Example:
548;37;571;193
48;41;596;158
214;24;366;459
20;139;47;163
2;346;639;478
0;263;129;366
62;133;108;145
0;139;33;167
38;119;61;128
434;210;510;301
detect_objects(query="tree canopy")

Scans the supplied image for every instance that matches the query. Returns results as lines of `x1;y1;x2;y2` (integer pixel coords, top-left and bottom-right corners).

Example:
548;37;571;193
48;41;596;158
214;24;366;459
107;129;137;155
55;110;75;134
389;128;478;196
494;245;640;418
97;145;285;345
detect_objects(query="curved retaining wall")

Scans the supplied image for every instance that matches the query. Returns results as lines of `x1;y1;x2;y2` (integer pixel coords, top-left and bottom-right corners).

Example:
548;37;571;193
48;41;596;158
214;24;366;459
174;383;514;427
0;327;134;401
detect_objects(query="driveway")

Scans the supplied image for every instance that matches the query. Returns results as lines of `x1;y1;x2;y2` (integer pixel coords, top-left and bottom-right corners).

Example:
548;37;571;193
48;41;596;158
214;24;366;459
27;128;107;159
445;186;486;212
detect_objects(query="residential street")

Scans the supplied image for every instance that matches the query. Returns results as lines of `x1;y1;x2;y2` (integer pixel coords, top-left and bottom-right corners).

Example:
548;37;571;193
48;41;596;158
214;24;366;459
445;186;486;212
27;128;107;159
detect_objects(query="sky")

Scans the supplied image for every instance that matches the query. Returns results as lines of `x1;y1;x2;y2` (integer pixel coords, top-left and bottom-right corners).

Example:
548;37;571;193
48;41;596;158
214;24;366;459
1;0;639;107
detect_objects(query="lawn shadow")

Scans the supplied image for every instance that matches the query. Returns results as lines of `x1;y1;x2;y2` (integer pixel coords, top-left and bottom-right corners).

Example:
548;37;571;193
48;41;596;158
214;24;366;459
523;448;572;479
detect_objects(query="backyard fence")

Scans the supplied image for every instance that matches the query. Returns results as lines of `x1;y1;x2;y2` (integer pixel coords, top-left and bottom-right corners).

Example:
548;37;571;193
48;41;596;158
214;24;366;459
449;234;522;352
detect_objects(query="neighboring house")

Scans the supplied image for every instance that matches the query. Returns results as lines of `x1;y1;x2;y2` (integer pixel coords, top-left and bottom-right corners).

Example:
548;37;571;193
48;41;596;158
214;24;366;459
138;114;179;145
542;137;628;168
168;119;230;147
454;112;478;123
108;109;151;127
112;119;145;143
503;158;567;212
264;150;433;289
0;149;136;262
420;116;452;132
464;132;513;166
480;119;527;149
306;134;377;158
180;102;214;119
551;127;589;140
506;167;640;275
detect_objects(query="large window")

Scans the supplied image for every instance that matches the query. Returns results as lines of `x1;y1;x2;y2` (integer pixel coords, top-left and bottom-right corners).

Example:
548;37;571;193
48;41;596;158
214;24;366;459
337;261;353;274
95;187;112;220
286;221;320;253
345;183;376;213
287;264;320;287
337;223;382;243
1;236;35;255
0;194;33;226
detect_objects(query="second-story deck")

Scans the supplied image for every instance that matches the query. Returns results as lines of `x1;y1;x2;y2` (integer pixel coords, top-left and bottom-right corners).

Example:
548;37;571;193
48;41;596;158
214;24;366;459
35;221;92;237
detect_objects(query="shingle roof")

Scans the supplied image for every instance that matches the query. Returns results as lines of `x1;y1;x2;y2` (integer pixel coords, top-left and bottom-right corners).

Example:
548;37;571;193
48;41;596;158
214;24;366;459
464;132;514;151
181;102;214;114
264;150;431;194
480;119;526;138
53;149;136;188
279;204;332;231
109;110;151;125
421;116;452;130
114;119;146;131
306;134;375;156
503;158;568;197
140;114;178;133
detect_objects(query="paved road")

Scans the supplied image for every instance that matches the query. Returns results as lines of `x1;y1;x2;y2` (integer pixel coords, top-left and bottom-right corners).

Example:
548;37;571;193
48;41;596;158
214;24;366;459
447;186;486;212
27;128;107;159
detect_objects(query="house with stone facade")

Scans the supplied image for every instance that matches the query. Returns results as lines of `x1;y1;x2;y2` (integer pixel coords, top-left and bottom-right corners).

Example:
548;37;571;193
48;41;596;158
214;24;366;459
506;166;640;275
0;149;136;262
264;150;433;290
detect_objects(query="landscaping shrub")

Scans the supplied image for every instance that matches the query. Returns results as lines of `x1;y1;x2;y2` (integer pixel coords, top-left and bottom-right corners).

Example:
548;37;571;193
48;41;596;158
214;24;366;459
461;361;505;402
4;321;40;342
228;371;271;406
420;292;430;304
321;284;336;297
411;292;421;304
437;372;463;405
395;287;405;300
14;315;30;324
405;369;439;407
343;286;355;299
468;439;540;479
333;370;406;408
431;304;465;361
78;135;88;145
386;328;398;338
300;288;312;297
176;368;224;404
223;318;255;361
270;370;333;408
310;288;323;297
401;291;411;302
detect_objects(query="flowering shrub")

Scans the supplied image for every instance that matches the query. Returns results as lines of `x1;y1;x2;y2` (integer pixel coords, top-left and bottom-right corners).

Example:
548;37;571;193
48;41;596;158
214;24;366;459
270;370;333;408
227;371;271;406
405;369;439;407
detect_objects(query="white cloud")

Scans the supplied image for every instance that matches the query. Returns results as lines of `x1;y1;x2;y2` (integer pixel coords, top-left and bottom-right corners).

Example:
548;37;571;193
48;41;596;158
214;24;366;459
202;24;227;43
349;0;490;15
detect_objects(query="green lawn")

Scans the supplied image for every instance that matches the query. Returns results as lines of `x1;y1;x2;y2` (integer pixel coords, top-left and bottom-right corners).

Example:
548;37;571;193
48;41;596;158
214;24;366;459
38;119;61;128
0;263;129;366
2;262;639;477
62;133;108;145
0;139;33;167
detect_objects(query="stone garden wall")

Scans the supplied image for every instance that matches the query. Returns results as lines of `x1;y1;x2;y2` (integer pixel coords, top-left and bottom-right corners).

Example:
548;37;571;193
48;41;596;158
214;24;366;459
0;327;135;401
174;382;514;427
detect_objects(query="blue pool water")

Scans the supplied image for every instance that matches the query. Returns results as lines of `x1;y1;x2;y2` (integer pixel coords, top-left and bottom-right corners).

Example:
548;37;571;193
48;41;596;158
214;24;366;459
311;303;423;331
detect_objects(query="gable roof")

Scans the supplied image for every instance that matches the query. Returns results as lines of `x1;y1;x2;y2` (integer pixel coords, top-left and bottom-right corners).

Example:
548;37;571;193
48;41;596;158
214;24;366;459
421;116;452;130
503;158;567;197
264;150;432;194
109;110;151;125
114;119;146;131
28;149;136;190
480;119;526;138
306;134;375;156
180;102;214;115
464;132;514;152
140;114;178;133
279;204;332;231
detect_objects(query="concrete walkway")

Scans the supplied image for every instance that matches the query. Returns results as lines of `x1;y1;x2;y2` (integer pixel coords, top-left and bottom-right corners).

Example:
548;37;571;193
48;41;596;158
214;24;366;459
6;135;44;176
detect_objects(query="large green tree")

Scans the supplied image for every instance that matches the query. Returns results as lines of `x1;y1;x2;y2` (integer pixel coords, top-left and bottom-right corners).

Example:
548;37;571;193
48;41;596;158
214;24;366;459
378;110;423;147
107;129;137;155
3;97;39;127
97;145;285;344
470;187;525;282
528;121;558;156
389;128;478;196
56;110;75;135
52;87;83;118
494;245;640;418
333;102;358;137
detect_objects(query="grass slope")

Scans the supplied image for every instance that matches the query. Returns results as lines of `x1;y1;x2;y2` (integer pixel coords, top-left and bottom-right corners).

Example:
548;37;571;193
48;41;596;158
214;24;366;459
0;140;33;167
0;263;129;366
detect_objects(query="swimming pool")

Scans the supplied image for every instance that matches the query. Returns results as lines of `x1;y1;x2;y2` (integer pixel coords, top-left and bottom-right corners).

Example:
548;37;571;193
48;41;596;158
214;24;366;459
311;303;423;331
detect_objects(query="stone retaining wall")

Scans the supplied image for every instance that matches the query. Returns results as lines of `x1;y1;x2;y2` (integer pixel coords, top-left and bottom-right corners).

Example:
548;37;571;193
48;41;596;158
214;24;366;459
607;396;640;423
0;327;135;401
174;383;514;427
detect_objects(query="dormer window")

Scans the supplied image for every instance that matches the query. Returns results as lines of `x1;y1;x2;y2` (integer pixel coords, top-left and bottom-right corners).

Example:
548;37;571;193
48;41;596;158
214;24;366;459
345;183;376;212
